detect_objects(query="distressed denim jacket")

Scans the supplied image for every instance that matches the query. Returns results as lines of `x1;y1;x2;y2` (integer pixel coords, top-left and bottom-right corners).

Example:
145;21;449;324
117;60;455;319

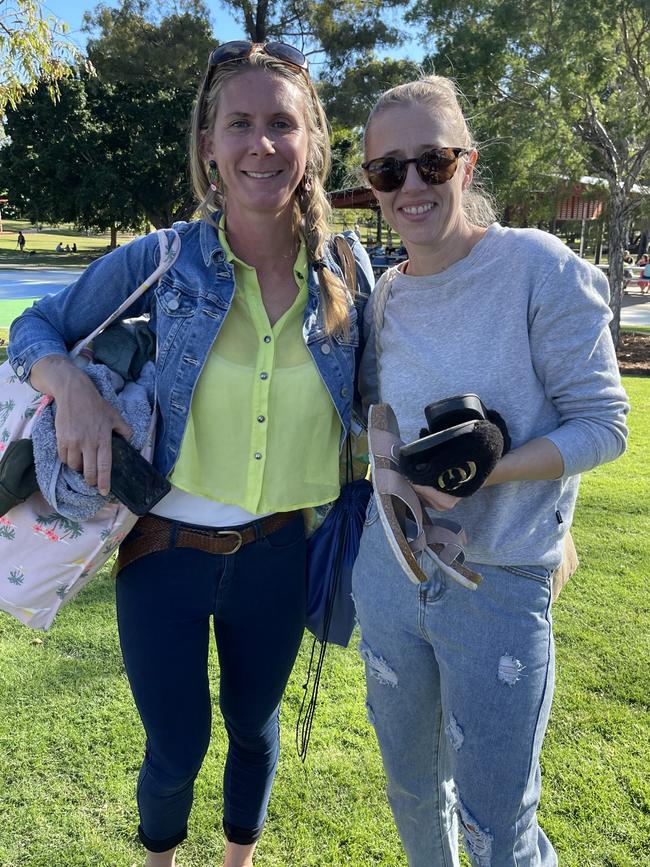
8;218;374;477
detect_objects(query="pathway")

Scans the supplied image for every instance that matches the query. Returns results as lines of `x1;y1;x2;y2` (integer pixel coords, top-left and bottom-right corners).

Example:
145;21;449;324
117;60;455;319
1;268;649;326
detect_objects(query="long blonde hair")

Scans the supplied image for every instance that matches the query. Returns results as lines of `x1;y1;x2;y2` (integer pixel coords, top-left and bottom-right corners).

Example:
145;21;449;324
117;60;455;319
189;51;350;335
363;75;497;227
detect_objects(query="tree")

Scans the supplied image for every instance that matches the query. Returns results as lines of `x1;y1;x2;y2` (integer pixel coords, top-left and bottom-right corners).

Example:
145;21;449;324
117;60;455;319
320;56;421;129
328;126;362;191
219;0;409;63
0;0;88;125
82;0;215;228
217;0;416;129
0;75;145;239
409;0;650;344
1;0;215;235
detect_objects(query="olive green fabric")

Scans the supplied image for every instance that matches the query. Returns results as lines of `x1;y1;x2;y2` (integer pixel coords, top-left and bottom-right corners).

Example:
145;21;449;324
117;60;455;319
0;439;38;516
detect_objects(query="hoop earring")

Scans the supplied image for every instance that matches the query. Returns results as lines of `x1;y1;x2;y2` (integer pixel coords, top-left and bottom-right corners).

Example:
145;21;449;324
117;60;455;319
208;159;220;192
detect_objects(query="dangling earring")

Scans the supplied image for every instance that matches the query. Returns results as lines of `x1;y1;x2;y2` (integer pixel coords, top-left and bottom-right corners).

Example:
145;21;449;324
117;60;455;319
208;159;220;192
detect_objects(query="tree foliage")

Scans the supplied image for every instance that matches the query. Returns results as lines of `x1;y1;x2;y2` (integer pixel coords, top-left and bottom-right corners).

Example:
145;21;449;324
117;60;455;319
0;75;145;234
219;0;410;64
0;0;214;233
320;56;420;129
218;0;415;131
82;0;214;227
328;127;363;191
409;0;650;342
83;0;212;86
0;0;89;125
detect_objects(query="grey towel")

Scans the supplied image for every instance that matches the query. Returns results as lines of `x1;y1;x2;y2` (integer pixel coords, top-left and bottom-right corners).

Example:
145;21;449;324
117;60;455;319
31;361;156;521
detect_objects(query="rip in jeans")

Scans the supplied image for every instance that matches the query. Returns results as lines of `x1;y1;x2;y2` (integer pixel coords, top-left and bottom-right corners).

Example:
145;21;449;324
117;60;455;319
445;713;464;752
498;653;526;687
456;788;493;866
358;639;398;687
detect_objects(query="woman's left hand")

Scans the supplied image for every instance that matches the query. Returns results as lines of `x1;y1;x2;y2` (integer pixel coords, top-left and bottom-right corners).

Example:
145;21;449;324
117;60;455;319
411;484;461;511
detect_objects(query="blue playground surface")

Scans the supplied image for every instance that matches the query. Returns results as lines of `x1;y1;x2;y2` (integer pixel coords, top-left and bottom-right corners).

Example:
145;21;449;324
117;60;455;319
0;265;649;328
0;268;80;300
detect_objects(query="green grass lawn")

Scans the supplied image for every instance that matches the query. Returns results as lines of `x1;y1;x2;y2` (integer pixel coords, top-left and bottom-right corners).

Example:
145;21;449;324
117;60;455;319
0;300;42;330
0;219;138;267
0;378;647;866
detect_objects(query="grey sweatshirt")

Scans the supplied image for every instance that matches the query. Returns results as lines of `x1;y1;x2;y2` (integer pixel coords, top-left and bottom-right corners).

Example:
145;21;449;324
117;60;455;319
359;223;629;569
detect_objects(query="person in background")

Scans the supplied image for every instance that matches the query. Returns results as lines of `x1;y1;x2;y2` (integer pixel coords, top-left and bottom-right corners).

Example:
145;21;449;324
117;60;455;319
353;75;628;867
638;256;650;294
16;230;26;252
9;40;372;867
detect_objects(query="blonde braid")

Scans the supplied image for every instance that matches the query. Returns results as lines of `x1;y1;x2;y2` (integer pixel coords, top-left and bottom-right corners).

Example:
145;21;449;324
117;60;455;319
295;179;351;337
297;82;352;337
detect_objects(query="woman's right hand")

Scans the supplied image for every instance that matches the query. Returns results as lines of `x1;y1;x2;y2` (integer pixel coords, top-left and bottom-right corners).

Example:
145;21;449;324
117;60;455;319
30;355;133;496
411;483;461;512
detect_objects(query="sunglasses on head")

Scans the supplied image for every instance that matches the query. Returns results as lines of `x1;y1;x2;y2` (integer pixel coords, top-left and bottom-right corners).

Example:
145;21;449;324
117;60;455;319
362;147;470;193
207;40;309;79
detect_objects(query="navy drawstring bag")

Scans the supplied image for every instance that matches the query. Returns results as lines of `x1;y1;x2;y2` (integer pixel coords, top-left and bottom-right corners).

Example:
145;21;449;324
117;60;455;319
297;438;371;759
305;475;372;646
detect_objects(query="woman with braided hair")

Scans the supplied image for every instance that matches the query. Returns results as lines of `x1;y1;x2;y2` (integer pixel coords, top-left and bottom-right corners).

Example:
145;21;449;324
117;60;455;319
9;42;372;867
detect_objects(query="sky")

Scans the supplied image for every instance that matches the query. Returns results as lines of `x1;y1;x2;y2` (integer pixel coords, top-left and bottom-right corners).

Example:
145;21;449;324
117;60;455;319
42;0;424;63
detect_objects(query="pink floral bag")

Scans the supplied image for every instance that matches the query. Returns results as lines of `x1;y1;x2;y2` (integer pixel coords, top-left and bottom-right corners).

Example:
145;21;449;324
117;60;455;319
0;229;180;630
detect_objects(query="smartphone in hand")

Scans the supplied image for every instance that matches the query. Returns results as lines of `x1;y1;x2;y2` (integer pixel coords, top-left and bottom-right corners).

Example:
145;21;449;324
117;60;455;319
110;433;171;516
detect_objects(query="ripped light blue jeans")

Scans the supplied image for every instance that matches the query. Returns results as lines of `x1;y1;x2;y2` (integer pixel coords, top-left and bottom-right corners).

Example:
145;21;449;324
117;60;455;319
351;496;557;867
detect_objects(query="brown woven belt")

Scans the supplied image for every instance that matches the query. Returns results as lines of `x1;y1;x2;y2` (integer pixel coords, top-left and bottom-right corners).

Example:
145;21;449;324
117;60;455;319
115;510;300;573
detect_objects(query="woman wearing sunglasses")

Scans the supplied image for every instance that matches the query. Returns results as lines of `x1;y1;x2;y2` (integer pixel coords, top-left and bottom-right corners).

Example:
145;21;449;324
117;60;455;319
352;76;628;865
8;42;372;867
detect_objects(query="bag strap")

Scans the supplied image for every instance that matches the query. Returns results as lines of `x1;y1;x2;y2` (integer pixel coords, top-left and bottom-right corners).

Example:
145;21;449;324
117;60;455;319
333;233;358;297
70;229;181;359
296;235;362;763
371;264;399;383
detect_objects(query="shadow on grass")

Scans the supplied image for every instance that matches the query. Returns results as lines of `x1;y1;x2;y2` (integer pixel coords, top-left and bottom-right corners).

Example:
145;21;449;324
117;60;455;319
0;250;101;268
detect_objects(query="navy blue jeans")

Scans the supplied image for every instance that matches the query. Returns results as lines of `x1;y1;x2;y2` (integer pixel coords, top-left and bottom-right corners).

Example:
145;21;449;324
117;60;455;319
115;513;306;852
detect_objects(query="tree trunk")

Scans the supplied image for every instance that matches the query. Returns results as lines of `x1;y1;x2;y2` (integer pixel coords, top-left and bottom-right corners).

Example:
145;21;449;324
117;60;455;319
607;188;627;348
144;210;166;230
110;222;117;249
578;218;587;258
244;0;268;41
594;219;604;265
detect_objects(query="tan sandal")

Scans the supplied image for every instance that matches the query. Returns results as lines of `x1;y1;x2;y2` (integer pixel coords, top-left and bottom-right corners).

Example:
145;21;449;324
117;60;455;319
368;403;482;590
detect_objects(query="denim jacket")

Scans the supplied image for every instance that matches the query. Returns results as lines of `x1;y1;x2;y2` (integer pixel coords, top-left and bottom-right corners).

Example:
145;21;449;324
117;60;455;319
8;219;374;477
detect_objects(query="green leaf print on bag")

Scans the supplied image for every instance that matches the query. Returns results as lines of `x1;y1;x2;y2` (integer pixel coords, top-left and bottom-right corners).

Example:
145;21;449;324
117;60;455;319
23;407;36;420
0;399;16;427
33;513;84;542
0;516;16;540
7;568;25;586
101;530;125;556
